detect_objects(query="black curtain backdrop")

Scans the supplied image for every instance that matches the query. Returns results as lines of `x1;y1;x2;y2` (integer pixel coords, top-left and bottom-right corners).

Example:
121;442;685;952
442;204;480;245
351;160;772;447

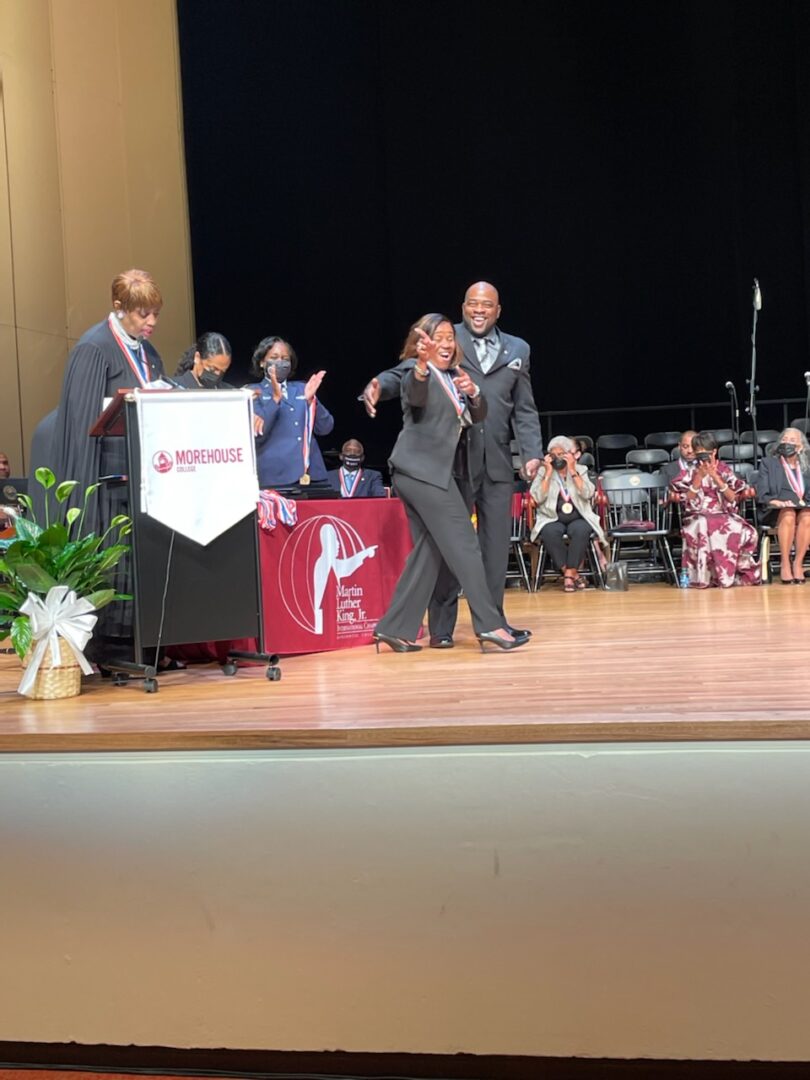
176;0;810;467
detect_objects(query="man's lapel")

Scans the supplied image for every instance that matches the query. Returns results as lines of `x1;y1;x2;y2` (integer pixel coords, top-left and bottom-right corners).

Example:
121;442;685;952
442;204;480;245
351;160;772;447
456;322;484;375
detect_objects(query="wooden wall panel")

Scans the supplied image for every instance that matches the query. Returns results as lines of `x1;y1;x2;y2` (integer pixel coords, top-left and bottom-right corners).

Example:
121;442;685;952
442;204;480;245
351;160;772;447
0;0;193;470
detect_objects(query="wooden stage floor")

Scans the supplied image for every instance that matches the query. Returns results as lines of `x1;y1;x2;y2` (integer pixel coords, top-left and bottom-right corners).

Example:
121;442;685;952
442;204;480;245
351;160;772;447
2;583;810;751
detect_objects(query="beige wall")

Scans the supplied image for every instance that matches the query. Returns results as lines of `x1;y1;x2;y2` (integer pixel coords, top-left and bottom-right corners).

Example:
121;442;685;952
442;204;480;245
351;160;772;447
3;742;810;1062
0;0;193;475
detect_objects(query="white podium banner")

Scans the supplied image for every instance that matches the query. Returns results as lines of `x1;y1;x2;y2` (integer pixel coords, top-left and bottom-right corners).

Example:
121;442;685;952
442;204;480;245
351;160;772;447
136;389;259;546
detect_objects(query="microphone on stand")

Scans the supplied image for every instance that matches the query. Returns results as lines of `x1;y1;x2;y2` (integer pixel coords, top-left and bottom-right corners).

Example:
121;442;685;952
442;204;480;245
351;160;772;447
804;372;810;385
753;279;762;311
747;278;762;467
725;381;740;465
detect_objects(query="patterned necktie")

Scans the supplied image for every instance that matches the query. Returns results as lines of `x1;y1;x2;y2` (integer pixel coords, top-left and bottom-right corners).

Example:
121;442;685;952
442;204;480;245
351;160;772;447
475;337;493;374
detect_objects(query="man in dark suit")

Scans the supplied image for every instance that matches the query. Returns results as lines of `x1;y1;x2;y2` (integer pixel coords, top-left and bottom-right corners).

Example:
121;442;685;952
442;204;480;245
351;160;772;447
363;281;543;646
326;439;386;498
660;430;696;485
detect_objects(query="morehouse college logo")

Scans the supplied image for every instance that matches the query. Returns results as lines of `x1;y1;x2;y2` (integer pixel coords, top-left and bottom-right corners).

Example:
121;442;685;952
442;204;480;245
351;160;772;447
277;515;378;635
152;450;174;473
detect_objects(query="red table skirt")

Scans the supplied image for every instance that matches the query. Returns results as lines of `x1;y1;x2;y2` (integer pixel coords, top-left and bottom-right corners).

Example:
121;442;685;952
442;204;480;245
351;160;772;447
174;498;413;660
260;497;413;653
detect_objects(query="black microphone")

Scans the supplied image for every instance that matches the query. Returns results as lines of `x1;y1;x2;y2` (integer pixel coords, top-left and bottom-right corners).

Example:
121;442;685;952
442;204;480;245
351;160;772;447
753;278;762;311
159;375;188;390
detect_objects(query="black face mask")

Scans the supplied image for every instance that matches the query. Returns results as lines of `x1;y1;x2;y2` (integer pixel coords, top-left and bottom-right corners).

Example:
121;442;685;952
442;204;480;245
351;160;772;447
199;368;224;389
551;456;568;471
695;450;712;462
265;360;292;383
342;457;363;472
776;442;798;457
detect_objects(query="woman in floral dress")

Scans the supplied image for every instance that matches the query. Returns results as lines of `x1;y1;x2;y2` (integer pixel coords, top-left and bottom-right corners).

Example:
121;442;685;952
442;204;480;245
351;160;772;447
670;431;760;588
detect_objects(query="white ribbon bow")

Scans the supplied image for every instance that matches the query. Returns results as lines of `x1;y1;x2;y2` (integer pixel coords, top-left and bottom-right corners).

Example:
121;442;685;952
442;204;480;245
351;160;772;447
17;586;98;698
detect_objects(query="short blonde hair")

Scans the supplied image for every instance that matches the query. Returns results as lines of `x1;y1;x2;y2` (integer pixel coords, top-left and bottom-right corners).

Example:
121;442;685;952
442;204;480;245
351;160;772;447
111;269;163;313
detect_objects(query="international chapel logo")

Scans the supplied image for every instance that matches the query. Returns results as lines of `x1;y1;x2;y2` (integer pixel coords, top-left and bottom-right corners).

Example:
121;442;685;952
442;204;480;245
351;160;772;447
152;450;174;473
277;515;378;635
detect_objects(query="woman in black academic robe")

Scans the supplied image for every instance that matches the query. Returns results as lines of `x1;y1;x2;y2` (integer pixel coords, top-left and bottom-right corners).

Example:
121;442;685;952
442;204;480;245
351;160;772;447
48;269;165;649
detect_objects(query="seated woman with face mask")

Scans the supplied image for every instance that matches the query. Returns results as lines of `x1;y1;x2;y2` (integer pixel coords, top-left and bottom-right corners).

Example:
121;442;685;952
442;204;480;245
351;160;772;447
529;435;606;592
756;427;810;584
174;331;233;388
671;430;760;588
326;439;386;498
246;336;334;491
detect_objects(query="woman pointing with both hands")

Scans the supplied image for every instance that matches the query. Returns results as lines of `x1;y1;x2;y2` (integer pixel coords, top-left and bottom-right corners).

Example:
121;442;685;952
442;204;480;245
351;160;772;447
373;313;528;654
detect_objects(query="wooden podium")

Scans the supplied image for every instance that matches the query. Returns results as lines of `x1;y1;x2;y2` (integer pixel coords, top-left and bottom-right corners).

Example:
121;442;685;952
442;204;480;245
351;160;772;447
89;391;280;692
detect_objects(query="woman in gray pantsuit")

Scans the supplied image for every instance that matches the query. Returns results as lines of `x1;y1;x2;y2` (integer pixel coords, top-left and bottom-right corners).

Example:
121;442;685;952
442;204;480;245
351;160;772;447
374;314;528;653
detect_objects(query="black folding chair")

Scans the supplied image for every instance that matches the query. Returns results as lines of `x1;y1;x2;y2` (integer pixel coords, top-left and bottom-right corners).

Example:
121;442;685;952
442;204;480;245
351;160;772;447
600;471;678;584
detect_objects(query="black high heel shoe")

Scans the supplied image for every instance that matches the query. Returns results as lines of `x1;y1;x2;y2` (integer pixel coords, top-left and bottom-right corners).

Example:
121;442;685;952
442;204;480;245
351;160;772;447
477;631;529;652
373;632;422;653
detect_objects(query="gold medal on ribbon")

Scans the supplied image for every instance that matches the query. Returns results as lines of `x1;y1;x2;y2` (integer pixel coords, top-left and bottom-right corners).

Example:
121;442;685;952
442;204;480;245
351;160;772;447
561;502;574;515
299;473;311;486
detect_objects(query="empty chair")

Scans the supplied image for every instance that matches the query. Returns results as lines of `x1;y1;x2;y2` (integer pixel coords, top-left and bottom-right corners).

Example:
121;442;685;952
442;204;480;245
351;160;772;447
789;418;810;433
718;443;755;461
734;461;755;483
579;451;596;471
507;490;532;591
596;433;638;471
509;438;523;473
741;429;781;446
644;431;681;451
709;428;735;445
626;448;669;469
600;471;678;584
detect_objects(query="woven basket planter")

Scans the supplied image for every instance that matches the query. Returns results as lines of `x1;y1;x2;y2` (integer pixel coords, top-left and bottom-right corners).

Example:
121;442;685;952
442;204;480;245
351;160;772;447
21;641;83;700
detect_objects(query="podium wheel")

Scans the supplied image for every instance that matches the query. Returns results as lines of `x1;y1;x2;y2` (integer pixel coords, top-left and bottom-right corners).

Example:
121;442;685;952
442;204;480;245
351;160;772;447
222;662;238;677
143;677;159;693
266;666;282;682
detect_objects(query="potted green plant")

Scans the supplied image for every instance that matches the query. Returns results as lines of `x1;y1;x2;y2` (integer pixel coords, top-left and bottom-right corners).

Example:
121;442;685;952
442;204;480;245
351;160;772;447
0;468;131;698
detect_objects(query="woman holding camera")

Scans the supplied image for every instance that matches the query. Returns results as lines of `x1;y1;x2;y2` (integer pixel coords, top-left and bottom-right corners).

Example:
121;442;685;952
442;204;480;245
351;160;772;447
755;427;810;584
530;435;606;592
670;431;760;588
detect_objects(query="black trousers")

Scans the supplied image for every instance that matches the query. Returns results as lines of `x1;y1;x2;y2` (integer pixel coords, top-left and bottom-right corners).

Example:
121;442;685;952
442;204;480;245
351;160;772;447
428;470;514;638
376;471;504;640
539;512;592;571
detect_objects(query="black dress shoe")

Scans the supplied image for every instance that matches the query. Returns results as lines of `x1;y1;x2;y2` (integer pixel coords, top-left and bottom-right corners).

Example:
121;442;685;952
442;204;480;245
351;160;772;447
429;635;454;649
505;624;531;641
